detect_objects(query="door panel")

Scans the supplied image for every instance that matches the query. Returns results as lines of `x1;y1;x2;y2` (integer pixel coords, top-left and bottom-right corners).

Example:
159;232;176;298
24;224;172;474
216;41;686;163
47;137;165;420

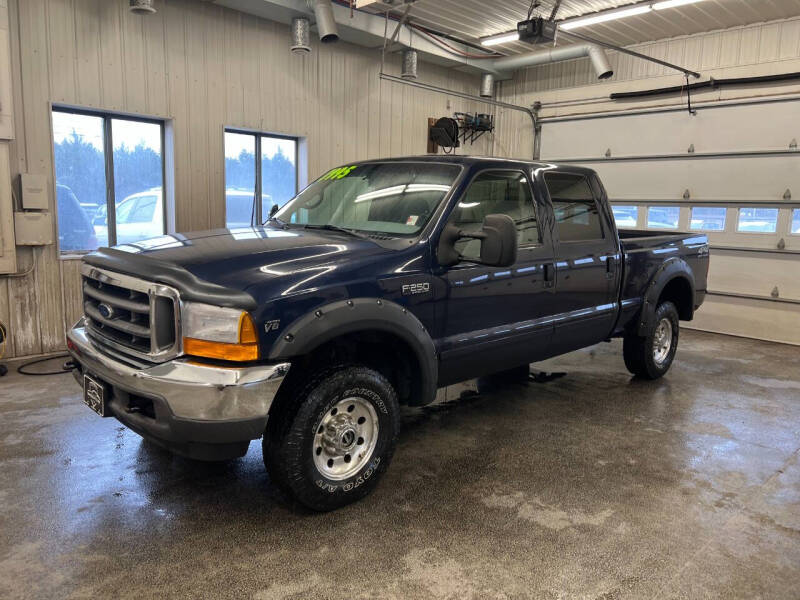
437;169;556;384
542;172;619;355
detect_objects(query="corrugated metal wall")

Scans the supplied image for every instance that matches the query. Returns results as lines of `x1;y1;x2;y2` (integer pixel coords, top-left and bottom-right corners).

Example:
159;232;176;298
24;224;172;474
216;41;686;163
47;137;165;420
0;0;493;359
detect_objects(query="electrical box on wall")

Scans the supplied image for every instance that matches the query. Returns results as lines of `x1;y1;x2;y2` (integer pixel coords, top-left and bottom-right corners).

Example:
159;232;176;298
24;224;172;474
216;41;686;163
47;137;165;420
20;174;48;210
14;212;53;246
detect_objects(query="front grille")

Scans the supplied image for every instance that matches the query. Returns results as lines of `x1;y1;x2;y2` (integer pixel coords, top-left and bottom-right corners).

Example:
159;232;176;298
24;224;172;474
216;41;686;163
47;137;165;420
81;264;181;362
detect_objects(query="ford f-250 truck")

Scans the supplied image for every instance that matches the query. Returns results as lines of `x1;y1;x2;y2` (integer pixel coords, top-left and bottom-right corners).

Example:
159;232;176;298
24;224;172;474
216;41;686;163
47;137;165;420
66;156;709;511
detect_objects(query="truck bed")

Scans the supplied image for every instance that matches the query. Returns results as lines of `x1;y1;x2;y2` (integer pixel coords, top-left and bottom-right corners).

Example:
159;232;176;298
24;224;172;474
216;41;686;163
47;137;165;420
615;229;710;333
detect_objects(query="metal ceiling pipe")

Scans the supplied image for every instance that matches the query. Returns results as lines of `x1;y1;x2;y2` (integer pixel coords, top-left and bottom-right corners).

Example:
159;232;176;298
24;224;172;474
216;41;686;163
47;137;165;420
587;45;614;80
129;0;155;15
491;43;613;80
312;0;339;43
480;73;494;98
291;17;311;54
401;49;418;79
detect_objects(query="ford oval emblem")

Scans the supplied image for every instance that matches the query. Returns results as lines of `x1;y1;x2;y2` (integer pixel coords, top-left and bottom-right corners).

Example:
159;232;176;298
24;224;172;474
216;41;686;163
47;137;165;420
98;303;115;319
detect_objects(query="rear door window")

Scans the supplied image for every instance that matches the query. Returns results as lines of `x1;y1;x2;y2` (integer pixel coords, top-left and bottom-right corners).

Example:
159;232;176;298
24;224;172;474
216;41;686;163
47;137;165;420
544;173;604;242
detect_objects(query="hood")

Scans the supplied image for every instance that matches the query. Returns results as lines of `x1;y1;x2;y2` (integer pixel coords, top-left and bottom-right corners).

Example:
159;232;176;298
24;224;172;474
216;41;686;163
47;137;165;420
101;226;397;302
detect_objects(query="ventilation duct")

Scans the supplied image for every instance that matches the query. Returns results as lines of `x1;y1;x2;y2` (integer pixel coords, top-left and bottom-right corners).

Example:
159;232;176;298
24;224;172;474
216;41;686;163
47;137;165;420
312;0;339;43
129;0;156;14
291;17;311;54
401;50;418;80
490;43;613;80
480;73;494;98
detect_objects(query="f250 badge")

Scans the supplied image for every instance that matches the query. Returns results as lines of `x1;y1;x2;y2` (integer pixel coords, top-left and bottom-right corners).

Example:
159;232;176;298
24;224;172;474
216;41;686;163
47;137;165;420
401;282;431;296
264;320;281;332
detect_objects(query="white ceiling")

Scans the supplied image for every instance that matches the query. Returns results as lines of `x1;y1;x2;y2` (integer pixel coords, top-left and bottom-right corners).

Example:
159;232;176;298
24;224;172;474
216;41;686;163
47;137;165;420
360;0;800;53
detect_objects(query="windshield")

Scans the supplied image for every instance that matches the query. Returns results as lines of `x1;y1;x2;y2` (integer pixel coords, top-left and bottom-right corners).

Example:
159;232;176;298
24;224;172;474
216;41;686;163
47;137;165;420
274;162;461;237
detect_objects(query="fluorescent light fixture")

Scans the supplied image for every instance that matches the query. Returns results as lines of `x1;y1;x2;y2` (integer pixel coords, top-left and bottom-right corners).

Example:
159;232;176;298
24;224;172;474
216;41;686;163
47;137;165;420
653;0;706;9
560;5;652;30
481;31;520;47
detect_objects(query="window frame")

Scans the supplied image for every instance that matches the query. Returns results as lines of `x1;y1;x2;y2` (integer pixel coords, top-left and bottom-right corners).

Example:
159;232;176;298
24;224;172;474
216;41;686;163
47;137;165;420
791;208;800;236
688;205;728;232
52;105;167;255
448;167;543;252
735;206;781;235
645;205;681;231
543;170;606;243
224;127;299;226
610;204;640;229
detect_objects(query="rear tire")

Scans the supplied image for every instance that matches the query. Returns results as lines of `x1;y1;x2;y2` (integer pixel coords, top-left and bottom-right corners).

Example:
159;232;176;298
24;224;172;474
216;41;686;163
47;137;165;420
263;365;399;511
623;301;679;380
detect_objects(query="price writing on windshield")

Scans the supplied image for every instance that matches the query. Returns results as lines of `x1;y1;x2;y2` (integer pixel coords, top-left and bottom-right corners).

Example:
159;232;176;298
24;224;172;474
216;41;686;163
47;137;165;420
320;165;357;181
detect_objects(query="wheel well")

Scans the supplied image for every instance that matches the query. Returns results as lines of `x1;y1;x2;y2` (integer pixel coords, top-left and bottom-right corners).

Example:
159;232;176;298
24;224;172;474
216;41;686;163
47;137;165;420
281;330;422;406
658;277;694;321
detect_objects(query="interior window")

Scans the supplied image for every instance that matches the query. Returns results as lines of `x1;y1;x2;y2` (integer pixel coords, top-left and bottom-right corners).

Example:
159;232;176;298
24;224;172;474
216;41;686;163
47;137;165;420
224;129;298;227
52;108;166;253
648;206;680;229
611;205;638;228
450;170;538;259
690;206;726;231
738;207;779;233
545;173;604;242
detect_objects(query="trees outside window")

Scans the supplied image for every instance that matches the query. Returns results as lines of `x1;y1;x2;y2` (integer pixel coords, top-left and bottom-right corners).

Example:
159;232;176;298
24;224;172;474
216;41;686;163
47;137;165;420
52;108;165;253
224;129;297;228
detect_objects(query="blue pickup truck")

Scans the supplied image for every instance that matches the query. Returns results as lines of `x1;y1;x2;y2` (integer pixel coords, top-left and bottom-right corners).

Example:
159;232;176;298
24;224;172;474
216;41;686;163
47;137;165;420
67;156;709;511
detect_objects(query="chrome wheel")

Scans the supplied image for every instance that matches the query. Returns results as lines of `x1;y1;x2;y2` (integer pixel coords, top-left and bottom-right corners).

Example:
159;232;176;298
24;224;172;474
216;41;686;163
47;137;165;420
313;396;379;481
652;318;673;365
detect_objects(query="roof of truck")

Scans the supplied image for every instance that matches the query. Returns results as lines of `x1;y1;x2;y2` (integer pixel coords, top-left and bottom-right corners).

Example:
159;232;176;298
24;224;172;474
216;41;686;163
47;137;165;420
349;155;596;175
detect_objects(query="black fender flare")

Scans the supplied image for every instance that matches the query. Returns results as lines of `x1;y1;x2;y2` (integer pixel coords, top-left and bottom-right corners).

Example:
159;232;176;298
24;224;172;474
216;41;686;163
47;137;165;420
637;257;696;337
268;298;438;406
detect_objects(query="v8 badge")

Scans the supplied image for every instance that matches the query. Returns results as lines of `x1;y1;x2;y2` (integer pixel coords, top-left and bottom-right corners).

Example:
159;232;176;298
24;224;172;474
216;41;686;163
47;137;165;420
264;319;281;332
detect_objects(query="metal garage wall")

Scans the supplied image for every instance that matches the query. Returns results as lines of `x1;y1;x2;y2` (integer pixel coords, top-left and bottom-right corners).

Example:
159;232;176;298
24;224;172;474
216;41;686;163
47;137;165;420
492;17;800;346
0;0;494;359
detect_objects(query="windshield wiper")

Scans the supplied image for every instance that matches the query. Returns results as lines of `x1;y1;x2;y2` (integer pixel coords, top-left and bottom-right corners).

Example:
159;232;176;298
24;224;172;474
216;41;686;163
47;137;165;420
302;224;370;239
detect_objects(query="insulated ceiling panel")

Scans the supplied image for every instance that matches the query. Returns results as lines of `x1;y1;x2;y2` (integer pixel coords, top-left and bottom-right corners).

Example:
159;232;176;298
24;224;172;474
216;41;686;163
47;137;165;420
360;0;800;53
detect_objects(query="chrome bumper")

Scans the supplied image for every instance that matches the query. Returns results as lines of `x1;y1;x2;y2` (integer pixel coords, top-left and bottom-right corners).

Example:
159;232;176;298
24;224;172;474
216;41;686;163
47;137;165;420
67;322;290;422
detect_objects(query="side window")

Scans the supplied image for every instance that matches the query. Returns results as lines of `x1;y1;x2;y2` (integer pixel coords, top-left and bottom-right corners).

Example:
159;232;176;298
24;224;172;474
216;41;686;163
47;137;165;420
451;170;539;259
545;173;604;242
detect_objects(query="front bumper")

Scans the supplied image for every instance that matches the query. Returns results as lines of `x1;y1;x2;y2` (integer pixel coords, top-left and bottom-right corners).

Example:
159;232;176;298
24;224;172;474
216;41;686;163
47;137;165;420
66;322;290;460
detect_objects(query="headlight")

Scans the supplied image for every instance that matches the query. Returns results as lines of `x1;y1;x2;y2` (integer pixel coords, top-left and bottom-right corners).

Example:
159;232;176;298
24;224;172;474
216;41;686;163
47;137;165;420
182;302;259;362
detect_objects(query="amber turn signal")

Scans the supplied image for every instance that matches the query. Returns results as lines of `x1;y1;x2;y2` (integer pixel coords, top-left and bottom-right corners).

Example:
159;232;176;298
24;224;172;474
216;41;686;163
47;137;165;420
238;312;259;344
183;337;260;362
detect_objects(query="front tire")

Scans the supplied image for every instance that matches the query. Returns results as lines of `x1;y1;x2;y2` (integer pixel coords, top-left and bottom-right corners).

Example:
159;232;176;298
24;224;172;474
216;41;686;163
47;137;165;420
623;301;679;380
263;365;399;511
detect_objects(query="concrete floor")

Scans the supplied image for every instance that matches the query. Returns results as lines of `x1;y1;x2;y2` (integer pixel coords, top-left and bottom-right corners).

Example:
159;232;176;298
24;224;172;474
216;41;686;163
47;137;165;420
1;330;799;599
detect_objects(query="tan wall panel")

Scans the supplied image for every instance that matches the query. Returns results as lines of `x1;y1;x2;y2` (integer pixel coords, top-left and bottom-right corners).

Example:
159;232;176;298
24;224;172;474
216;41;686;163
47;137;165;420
0;0;491;358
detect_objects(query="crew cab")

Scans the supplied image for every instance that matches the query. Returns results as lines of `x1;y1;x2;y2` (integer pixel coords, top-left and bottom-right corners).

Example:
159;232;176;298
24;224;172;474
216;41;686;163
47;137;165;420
66;156;709;511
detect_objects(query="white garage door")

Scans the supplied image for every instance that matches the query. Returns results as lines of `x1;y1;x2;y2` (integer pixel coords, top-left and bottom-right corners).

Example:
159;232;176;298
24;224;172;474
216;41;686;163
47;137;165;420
540;98;800;345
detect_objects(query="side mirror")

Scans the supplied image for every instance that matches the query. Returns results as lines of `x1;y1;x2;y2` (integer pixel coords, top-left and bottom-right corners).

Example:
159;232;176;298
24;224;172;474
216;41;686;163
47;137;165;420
269;204;279;218
479;214;518;266
437;213;518;268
